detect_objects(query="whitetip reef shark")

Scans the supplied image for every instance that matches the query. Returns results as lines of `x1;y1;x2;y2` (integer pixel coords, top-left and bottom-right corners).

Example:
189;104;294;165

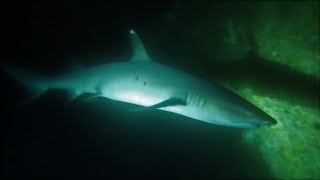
3;29;277;128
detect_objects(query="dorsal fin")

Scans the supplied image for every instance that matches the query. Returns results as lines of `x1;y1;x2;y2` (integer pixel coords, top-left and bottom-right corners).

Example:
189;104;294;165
129;29;152;62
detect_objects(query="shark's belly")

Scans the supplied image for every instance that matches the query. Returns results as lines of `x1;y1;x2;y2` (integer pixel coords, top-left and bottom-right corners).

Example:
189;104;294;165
101;79;215;124
101;78;173;108
104;87;210;123
106;88;169;107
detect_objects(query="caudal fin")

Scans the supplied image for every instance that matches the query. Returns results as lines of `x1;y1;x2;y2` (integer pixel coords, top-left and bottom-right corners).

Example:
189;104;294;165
2;64;48;104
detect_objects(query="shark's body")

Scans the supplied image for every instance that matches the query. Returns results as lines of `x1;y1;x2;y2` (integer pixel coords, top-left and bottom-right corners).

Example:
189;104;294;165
4;30;276;128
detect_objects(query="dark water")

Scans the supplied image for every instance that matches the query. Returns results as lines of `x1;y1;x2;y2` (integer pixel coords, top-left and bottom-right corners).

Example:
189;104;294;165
3;93;272;179
1;1;287;179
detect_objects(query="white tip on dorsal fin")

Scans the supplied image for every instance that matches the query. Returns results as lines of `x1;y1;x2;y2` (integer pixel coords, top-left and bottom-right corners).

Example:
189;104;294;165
129;29;152;62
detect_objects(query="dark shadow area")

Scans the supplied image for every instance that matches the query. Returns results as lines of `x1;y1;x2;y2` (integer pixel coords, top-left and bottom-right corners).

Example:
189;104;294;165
212;52;319;109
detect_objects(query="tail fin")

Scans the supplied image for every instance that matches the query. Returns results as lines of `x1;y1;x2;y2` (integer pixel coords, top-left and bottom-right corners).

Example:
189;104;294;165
2;64;48;104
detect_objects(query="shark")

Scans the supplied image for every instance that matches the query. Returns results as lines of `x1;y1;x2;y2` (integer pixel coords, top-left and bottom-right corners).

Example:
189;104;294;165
3;29;277;128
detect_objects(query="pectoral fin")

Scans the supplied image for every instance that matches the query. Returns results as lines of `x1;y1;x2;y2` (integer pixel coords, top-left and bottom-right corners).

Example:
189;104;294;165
130;97;186;112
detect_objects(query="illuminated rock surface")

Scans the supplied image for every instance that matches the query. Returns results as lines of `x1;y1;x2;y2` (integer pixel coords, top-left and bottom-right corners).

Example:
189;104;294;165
237;87;320;179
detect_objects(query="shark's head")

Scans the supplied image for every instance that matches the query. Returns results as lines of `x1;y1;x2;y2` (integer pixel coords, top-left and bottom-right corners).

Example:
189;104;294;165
212;97;277;128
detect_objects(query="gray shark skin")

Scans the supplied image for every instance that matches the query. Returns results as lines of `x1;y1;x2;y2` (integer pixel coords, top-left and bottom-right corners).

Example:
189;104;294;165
4;30;277;128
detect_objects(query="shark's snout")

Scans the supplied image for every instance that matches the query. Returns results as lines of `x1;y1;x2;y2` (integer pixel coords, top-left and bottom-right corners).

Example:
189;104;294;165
257;112;277;125
245;105;278;128
215;96;278;128
237;111;277;128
